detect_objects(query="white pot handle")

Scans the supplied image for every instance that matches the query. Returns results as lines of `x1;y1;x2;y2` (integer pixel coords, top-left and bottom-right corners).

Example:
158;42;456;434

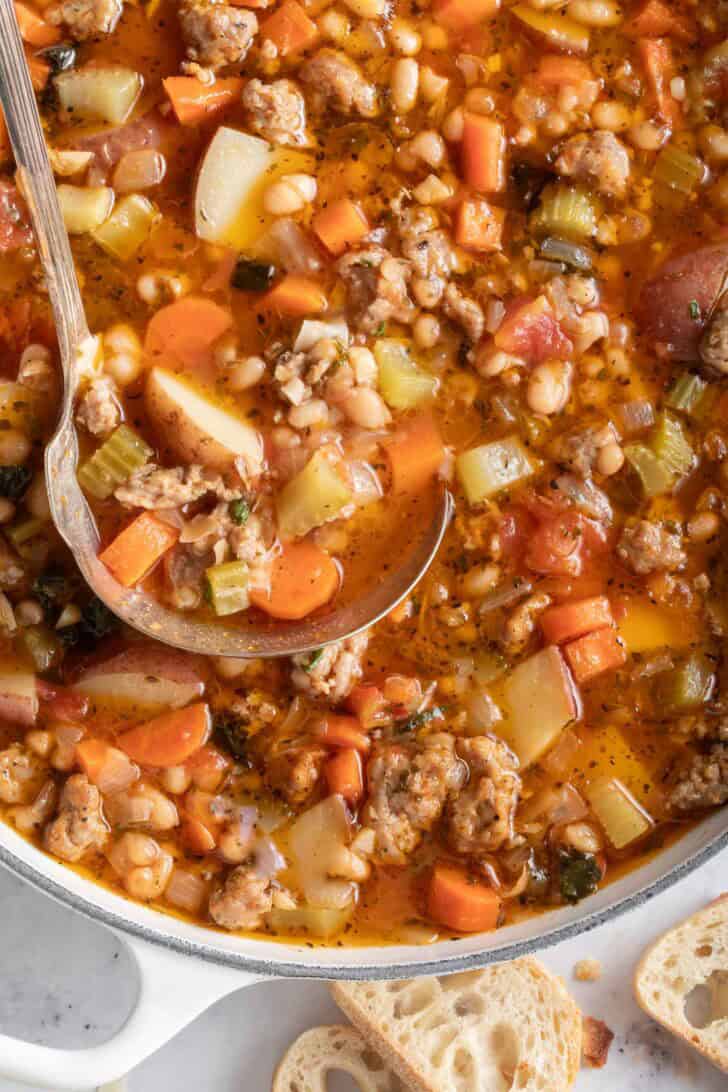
0;930;259;1091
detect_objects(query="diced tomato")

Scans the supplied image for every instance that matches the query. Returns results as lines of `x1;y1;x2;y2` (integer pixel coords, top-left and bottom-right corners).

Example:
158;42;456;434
519;495;609;578
494;295;573;365
498;506;538;566
0;181;32;252
347;683;388;729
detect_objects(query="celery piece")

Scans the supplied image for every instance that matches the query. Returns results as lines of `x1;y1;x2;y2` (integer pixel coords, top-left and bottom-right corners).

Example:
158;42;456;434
456;436;535;504
92;194;160;262
650;413;695;481
20;624;62;673
375;339;437;410
205;560;249;616
531;185;596;243
78;424;153;501
654;144;703;209
666;372;708;416
587;778;652;849
511;5;590;52
656;654;715;711
276;449;352;541
266;905;353;938
624;443;674;498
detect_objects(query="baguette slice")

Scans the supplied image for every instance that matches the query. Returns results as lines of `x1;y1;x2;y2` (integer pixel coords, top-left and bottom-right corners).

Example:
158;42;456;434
634;894;728;1073
331;957;582;1092
272;1025;405;1092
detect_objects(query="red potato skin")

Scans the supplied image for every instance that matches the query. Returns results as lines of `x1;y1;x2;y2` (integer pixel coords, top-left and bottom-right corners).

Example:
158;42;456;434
638;241;728;360
76;645;207;691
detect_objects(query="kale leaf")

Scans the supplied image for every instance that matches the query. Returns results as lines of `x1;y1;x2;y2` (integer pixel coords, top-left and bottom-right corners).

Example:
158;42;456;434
558;851;603;904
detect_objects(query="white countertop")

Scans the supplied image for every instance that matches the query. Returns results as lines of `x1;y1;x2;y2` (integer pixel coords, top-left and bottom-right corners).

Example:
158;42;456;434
0;853;725;1092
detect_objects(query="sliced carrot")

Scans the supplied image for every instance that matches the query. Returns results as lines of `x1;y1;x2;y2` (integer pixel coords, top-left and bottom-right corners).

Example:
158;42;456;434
75;739;131;786
249;541;339;620
433;0;500;30
428;864;502;933
639;38;682;129
347;683;388;729
14;1;60;45
315;713;371;754
541;596;614;645
26;51;50;92
455;197;505;252
163;76;244;126
313;198;370;257
100;512;180;588
185;744;231;791
564;626;627;684
144;296;233;370
117;702;211;767
261;275;328;317
384;414;445;495
325;748;364;806
624;0;694;41
534;55;595;87
260;0;318;55
461;113;506;193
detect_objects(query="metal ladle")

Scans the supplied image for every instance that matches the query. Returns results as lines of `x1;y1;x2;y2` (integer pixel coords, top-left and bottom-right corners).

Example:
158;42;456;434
0;1;453;657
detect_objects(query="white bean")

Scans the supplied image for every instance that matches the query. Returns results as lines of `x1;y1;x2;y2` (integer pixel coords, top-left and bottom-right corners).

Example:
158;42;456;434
340;386;392;428
527;360;572;415
568;0;622;25
389;18;421;55
227;356;266;391
409;129;446;168
391;58;419;113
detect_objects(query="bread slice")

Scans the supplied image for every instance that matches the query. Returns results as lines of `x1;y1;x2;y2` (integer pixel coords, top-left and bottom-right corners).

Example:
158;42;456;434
272;1025;405;1092
330;957;582;1092
634;894;728;1073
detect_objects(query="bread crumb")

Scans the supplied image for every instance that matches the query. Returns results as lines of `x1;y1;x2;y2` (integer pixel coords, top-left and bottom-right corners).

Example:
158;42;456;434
582;1015;614;1068
574;958;602;982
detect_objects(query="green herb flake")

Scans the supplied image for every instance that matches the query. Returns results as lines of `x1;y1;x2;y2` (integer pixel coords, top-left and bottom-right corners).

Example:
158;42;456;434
397;706;443;734
304;648;324;672
688;299;701;321
228;497;251;526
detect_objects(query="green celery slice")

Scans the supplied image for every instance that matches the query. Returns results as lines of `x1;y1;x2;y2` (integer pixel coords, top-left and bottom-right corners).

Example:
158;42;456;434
666;372;708;415
624;444;675;498
456;436;535;504
531;185;597;242
656;654;715;711
650;413;695;480
78;423;153;500
206;560;249;616
375;339;437;410
654;144;703;209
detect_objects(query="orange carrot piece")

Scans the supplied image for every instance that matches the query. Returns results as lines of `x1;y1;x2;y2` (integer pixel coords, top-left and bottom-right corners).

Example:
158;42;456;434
639;38;681;128
315;713;371;754
260;0;318;55
325;748;364;806
26;51;50;92
455;197;505;252
428;864;502;933
625;0;694;40
384;414;445;495
75;739;127;785
541;596;614;645
433;0;500;29
163;76;244;126
461;113;506;193
249;541;339;620
144;296;232;369
564;626;627;684
185;744;231;791
117;702;211;767
14;1;59;45
261;275;328;316
313;198;370;257
100;512;179;588
347;683;388;729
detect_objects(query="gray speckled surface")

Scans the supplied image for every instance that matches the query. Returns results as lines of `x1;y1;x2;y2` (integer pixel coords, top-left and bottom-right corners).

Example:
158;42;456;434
0;855;725;1091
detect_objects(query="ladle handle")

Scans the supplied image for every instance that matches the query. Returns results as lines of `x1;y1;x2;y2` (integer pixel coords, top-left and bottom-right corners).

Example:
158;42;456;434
0;0;89;361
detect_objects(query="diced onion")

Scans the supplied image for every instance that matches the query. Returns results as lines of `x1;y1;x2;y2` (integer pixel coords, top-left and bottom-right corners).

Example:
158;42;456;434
349;460;383;507
478;578;533;614
262;218;323;274
254;836;287;878
555;474;612;523
113;149;167;194
166;867;207;913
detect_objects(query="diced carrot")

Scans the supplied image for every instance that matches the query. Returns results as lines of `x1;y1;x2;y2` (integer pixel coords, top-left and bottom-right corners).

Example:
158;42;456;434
639;38;682;129
347;684;388;729
117;702;211;767
427;864;502;933
624;0;694;41
461;113;506;193
261;275;328;317
433;0;500;30
180;815;217;854
185;744;231;791
325;748;364;806
75;739;131;786
144;296;233;370
249;541;339;620
384;414;445;495
100;512;180;588
260;0;318;55
535;55;595;87
564;626;627;684
541;596;614;645
455;197;505;252
163;76;244;126
14;1;60;45
313;198;370;257
314;713;371;754
25;49;50;91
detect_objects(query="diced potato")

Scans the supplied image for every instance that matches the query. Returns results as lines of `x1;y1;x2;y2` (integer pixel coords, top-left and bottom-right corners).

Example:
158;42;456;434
276;449;353;541
92;194;160;261
266;905;354;938
55;67;143;125
500;645;580;767
57;185;114;234
375;339;438;410
194;127;273;245
587;777;653;849
456;436;535;504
